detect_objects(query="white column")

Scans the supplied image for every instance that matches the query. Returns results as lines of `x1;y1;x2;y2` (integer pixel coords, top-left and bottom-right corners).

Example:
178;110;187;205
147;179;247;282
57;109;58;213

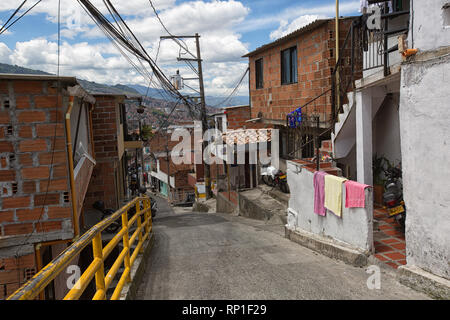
355;88;373;185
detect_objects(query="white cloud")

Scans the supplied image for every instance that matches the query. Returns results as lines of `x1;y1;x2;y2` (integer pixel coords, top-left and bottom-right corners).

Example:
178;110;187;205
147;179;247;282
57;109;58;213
0;42;12;64
269;14;327;40
238;0;359;33
0;0;251;97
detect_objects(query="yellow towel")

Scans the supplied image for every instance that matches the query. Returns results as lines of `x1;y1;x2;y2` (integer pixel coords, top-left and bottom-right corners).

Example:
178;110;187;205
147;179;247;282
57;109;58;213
324;175;348;217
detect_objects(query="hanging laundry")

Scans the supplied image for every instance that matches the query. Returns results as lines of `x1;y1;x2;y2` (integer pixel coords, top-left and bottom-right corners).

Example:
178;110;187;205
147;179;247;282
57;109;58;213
287;106;302;128
314;171;328;216
324;175;348;218
345;180;371;208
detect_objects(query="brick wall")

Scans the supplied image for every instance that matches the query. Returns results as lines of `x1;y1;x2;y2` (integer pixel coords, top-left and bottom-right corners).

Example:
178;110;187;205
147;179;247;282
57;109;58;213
0;79;73;240
84;95;120;210
224;105;270;130
0;252;36;299
0;79;78;298
248;19;356;122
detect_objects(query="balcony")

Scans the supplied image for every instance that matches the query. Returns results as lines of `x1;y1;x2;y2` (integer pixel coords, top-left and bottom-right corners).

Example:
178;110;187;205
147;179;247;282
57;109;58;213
361;1;410;77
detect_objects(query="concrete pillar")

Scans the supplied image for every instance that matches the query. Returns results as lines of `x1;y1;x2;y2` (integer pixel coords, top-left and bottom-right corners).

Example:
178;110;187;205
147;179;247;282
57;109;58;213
271;128;280;170
355;88;373;185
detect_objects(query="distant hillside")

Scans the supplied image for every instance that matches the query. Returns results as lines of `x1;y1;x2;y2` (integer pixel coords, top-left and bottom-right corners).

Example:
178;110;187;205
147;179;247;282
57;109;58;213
0;63;52;75
77;79;141;95
126;83;249;108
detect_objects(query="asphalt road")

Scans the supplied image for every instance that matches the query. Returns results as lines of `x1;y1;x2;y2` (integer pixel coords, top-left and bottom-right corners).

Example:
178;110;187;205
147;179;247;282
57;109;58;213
136;196;429;300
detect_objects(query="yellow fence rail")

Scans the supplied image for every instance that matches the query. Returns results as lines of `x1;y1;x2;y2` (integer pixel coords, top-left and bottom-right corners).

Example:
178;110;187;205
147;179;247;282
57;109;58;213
7;196;152;300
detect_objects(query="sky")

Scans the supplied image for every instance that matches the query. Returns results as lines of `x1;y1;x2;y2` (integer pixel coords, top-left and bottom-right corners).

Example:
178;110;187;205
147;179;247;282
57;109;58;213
0;0;360;97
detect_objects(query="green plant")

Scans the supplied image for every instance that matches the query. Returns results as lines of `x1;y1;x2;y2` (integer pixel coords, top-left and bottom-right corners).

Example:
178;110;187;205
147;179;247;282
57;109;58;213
140;124;153;141
372;153;390;185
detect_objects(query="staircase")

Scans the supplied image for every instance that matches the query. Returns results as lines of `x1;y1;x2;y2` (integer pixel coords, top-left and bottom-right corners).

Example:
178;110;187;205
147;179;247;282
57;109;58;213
331;87;388;159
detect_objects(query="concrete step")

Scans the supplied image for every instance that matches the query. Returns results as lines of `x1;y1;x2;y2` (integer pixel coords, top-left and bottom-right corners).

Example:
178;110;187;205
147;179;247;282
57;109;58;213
238;187;288;225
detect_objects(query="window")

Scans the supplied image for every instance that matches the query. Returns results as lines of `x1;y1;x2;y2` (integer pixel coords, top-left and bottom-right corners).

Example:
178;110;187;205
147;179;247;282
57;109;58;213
281;46;298;85
255;58;263;89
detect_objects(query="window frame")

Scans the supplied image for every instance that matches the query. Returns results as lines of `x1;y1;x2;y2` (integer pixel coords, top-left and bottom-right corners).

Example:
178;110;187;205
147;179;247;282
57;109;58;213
255;58;263;89
281;46;298;85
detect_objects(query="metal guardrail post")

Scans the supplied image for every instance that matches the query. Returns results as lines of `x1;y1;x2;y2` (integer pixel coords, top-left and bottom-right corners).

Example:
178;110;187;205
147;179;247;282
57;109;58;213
122;209;132;283
136;201;143;254
92;233;106;300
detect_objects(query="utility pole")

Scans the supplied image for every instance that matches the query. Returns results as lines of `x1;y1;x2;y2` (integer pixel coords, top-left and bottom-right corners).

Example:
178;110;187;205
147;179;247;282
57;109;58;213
161;33;212;199
335;0;340;113
166;130;171;203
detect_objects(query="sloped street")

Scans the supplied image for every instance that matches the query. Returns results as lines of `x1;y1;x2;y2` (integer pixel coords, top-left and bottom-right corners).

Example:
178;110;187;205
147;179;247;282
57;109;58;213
136;197;429;300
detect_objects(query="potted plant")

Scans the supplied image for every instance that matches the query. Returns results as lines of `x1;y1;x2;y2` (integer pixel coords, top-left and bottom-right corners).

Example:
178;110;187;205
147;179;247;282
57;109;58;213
372;153;389;205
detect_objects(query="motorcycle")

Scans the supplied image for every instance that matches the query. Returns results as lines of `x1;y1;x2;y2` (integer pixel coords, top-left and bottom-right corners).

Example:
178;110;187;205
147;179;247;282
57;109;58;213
92;188;157;234
92;200;121;234
382;165;406;230
261;166;290;193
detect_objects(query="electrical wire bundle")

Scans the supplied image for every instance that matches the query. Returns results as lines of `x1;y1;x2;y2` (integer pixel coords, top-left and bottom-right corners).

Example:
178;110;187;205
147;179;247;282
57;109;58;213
77;0;201;120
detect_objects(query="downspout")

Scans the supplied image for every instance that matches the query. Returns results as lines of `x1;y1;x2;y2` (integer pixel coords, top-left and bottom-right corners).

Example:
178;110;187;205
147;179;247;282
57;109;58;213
65;96;80;239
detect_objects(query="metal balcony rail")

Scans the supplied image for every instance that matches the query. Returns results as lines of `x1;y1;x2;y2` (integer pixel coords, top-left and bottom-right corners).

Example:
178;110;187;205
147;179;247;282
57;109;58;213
7;196;152;300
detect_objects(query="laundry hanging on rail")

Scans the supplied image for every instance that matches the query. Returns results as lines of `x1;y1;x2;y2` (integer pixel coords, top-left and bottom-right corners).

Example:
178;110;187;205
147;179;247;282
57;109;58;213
313;171;328;216
324;175;348;218
345;180;370;208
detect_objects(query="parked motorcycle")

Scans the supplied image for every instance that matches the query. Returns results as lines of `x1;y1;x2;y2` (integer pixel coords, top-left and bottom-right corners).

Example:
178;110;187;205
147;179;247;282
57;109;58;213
261;166;290;193
92;200;121;234
382;164;406;230
92;188;157;234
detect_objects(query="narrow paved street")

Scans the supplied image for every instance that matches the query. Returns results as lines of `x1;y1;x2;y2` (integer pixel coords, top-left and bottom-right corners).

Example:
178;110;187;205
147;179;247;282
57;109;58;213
136;197;429;300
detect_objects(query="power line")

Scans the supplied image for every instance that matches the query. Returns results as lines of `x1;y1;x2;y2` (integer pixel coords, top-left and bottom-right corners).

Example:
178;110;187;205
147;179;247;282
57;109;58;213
0;0;27;34
148;0;194;59
0;1;42;36
211;67;249;108
77;0;200;119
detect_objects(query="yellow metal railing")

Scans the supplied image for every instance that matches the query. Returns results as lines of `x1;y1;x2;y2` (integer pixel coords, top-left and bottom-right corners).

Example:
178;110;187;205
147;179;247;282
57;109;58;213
7;196;152;300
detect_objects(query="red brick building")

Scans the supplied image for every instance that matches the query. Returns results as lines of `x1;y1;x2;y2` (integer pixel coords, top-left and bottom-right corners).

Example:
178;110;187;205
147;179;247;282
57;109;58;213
0;74;96;299
244;18;357;160
84;94;128;212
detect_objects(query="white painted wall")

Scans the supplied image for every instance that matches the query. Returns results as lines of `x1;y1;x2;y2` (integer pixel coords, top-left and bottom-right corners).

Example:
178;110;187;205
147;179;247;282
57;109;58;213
399;52;450;279
286;161;374;251
409;0;450;51
373;93;402;166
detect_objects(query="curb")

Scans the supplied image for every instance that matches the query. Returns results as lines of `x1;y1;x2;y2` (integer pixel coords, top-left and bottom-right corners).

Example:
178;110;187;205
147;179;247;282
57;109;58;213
285;226;369;267
120;232;155;300
397;265;450;300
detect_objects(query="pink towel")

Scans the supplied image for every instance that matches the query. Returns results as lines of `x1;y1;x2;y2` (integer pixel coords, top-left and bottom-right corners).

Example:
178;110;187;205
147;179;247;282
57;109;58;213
314;171;328;216
345;180;370;208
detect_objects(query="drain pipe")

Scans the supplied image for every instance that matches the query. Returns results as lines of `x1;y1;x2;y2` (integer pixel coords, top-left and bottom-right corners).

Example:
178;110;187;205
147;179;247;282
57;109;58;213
65;96;79;239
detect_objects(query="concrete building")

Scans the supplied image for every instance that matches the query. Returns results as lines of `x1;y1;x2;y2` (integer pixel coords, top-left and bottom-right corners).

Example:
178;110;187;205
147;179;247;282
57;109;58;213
395;0;450;296
148;127;195;204
0;74;96;299
316;0;450;297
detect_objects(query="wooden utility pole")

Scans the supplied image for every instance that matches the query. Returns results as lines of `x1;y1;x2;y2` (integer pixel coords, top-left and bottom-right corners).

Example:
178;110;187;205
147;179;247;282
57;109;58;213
161;33;212;199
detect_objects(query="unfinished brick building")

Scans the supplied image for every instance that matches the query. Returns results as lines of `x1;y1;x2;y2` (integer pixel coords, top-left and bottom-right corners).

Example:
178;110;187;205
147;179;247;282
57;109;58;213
83;94;128;213
244;18;359;162
0;74;96;299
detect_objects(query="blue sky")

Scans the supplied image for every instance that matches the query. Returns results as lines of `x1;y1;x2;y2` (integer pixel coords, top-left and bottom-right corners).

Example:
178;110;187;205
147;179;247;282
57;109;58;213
0;0;360;96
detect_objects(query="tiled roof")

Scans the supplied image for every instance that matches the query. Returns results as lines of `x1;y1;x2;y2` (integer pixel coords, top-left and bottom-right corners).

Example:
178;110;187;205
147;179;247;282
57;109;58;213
223;129;272;145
